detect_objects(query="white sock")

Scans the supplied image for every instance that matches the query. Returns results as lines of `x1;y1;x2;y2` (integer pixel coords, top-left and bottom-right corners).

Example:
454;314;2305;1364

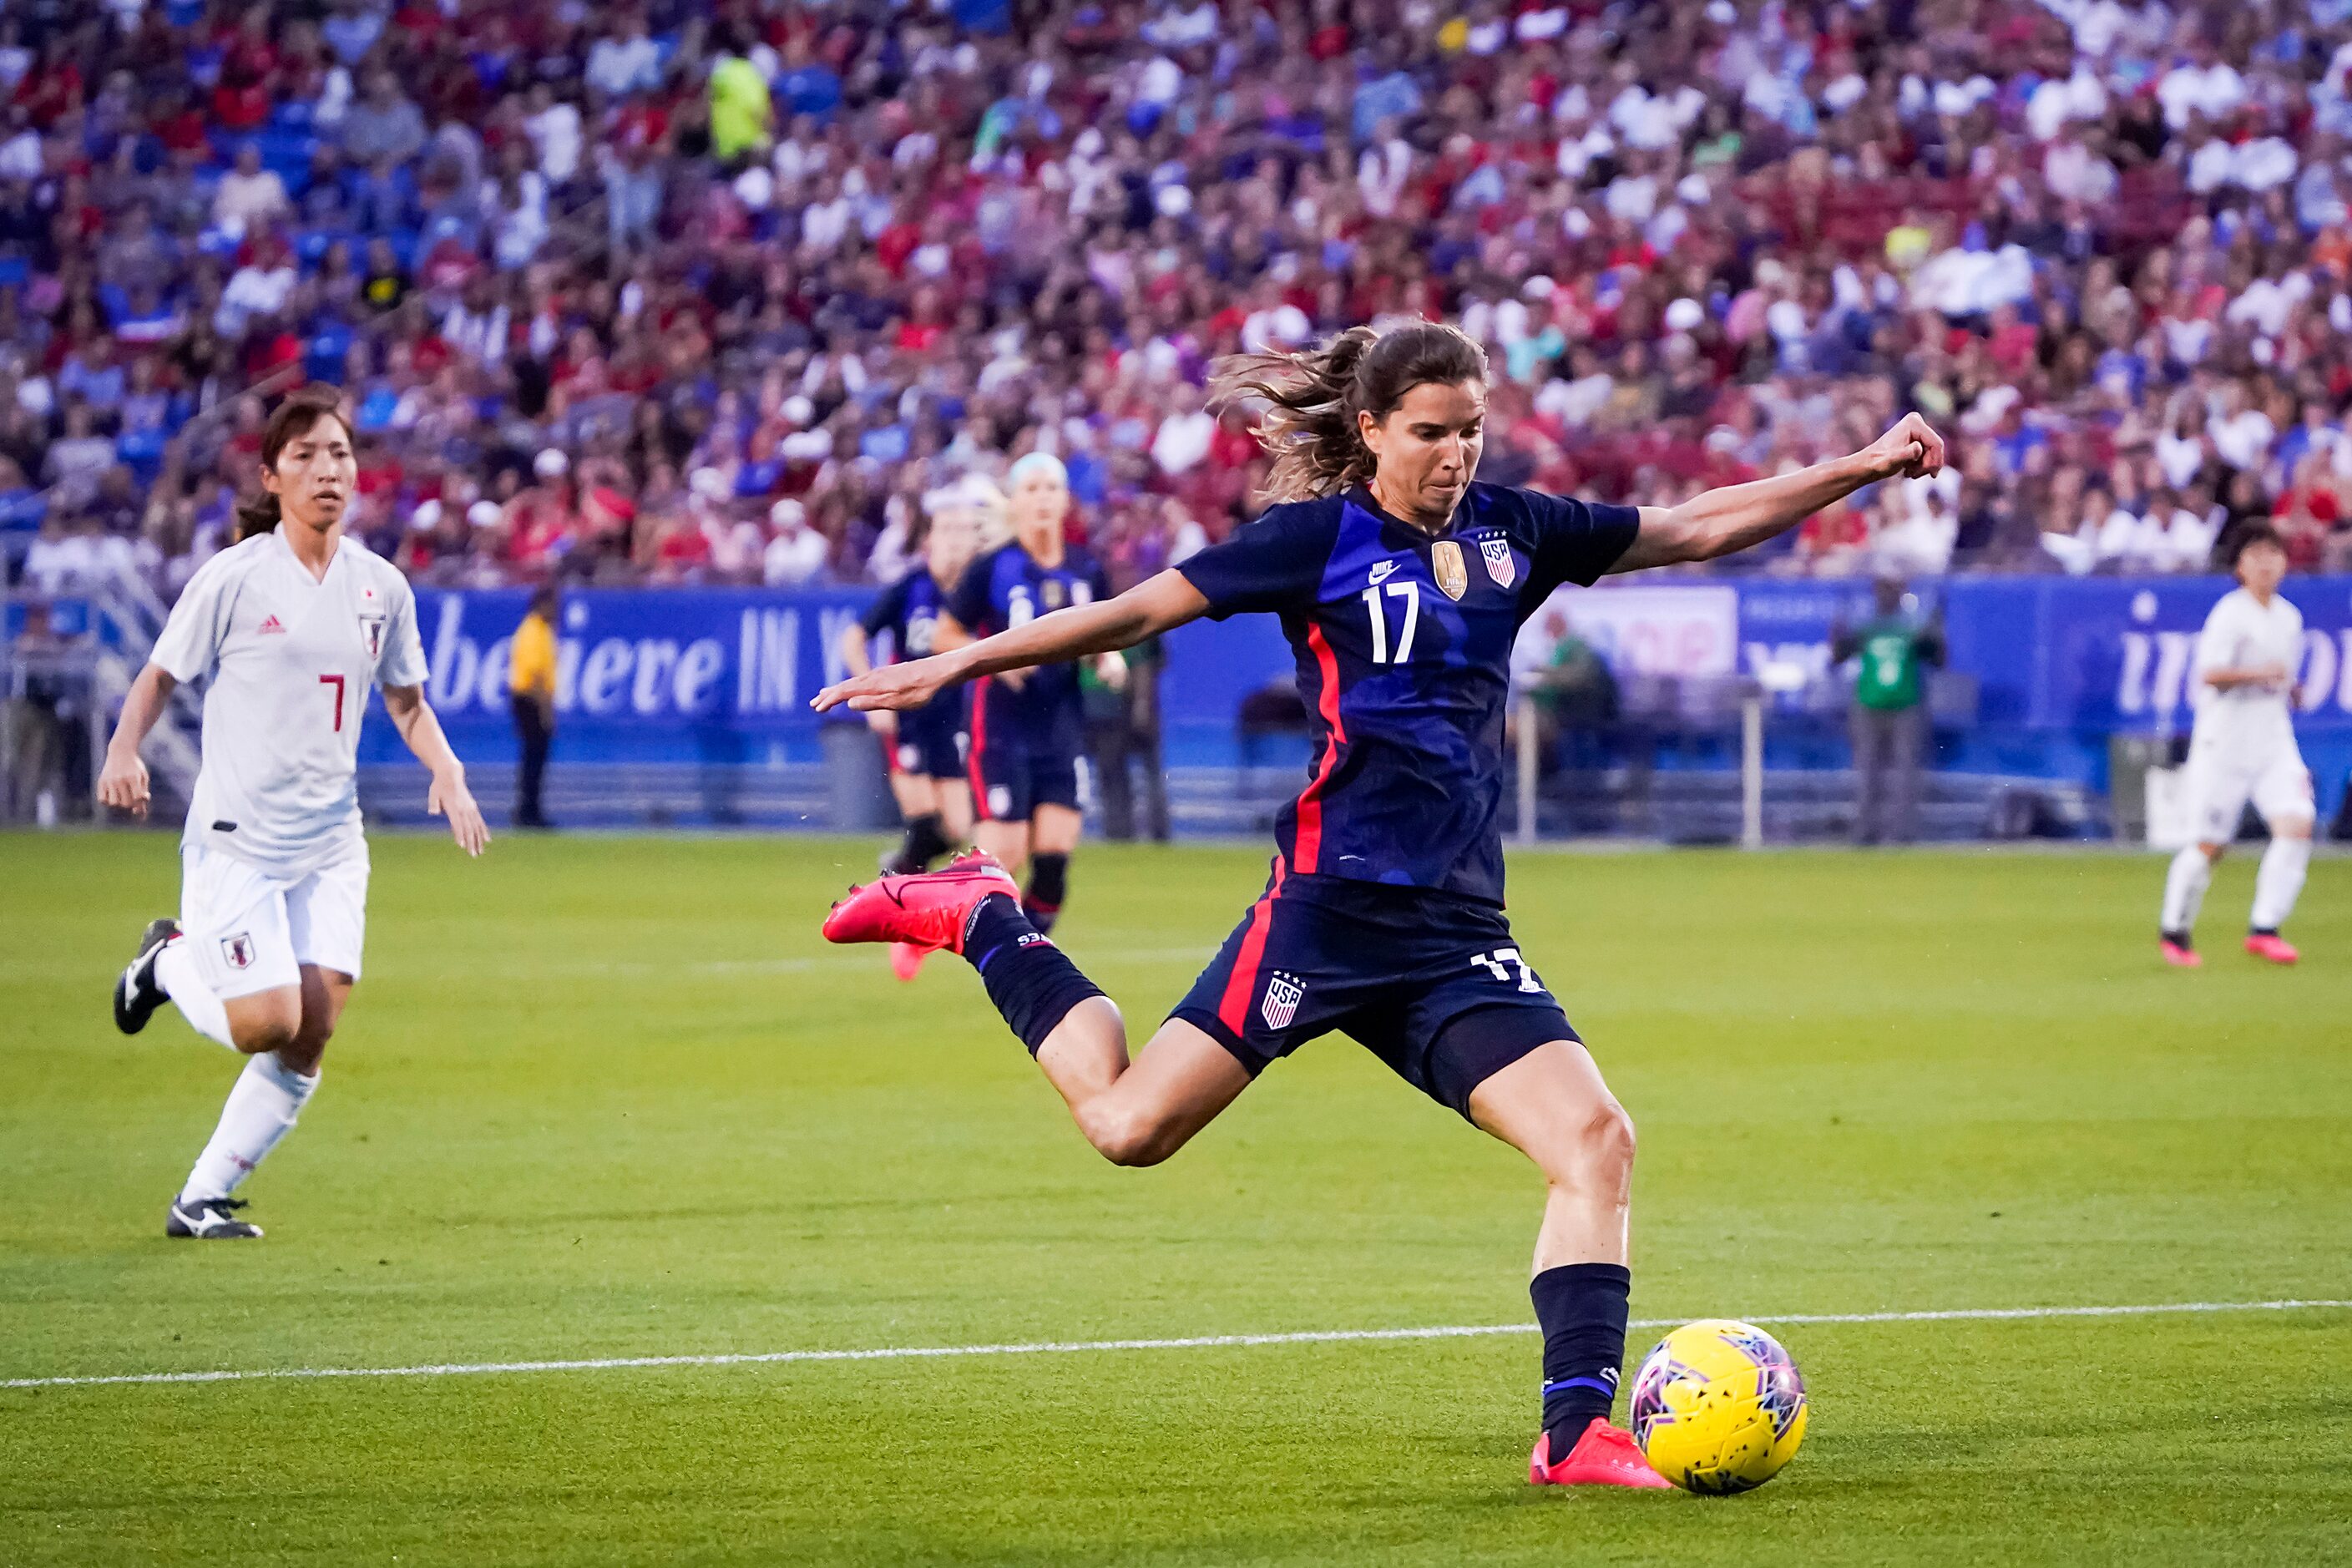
2251;837;2311;933
154;938;235;1050
179;1052;320;1203
2160;846;2213;938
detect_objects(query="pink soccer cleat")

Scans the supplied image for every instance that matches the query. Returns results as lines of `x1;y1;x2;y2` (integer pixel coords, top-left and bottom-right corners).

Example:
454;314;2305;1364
2160;938;2202;969
822;850;1018;955
888;941;928;982
1529;1419;1674;1490
2245;932;2299;965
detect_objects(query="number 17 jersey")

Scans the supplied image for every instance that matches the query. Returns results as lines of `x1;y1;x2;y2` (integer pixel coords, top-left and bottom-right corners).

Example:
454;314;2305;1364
150;529;427;876
1176;482;1636;906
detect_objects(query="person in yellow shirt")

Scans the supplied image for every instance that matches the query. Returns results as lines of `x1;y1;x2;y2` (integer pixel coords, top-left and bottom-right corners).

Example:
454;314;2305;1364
509;585;559;828
709;43;772;161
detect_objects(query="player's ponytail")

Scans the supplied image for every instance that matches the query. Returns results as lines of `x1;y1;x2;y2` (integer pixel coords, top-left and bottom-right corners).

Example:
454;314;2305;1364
1208;323;1488;503
233;491;281;542
235;384;357;541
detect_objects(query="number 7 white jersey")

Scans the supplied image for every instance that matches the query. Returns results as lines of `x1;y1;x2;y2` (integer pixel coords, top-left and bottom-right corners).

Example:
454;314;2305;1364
150;529;428;876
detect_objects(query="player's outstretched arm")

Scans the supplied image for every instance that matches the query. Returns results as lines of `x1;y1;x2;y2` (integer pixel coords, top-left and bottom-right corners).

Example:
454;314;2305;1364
813;569;1208;714
1611;413;1945;573
96;662;179;818
382;684;490;856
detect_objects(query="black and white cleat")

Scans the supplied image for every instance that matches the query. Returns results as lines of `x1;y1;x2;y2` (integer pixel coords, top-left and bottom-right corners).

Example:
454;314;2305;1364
113;917;180;1035
166;1196;263;1240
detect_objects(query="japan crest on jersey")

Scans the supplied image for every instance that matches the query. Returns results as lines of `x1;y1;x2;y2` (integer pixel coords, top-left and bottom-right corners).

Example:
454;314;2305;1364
1261;971;1304;1030
358;585;385;660
221;932;255;970
1478;536;1515;589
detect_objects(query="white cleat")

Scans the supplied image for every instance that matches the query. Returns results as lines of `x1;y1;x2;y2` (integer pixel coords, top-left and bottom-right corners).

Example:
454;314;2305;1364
165;1196;263;1239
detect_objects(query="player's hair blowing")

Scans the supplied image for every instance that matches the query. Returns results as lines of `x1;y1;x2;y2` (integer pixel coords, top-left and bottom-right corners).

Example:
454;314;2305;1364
235;385;357;542
1208;323;1489;503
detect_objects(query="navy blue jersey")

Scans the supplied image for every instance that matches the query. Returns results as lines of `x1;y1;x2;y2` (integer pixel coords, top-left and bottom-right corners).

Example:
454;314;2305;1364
861;566;966;730
949;539;1112;734
1177;482;1638;905
860;566;954;662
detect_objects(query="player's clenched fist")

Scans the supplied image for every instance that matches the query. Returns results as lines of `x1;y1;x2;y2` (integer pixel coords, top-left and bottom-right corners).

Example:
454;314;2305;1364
1860;413;1945;482
98;748;150;817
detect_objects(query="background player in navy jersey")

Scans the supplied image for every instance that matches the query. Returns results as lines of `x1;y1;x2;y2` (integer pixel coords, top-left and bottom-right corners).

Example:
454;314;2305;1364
839;483;984;883
814;323;1944;1489
937;451;1126;935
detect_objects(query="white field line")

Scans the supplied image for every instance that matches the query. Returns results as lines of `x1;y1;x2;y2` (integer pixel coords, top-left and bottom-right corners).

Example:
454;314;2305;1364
6;1298;2345;1393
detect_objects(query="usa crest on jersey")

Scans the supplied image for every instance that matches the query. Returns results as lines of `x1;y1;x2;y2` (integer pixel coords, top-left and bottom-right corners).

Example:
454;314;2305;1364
1261;971;1305;1030
1478;536;1515;589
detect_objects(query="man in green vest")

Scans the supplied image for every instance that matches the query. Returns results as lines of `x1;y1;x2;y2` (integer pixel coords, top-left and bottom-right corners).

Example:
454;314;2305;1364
1834;577;1945;845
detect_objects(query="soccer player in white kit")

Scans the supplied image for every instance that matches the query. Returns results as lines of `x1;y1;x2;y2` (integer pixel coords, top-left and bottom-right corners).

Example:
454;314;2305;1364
98;387;489;1238
2158;524;2314;968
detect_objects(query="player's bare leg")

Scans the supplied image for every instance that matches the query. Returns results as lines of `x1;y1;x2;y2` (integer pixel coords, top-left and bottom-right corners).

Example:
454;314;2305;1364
169;965;350;1238
936;779;974;846
1033;1010;1250;1166
974;817;1032;878
1469;1042;1669;1490
883;772;954;878
1023;802;1083;933
824;861;1247;1164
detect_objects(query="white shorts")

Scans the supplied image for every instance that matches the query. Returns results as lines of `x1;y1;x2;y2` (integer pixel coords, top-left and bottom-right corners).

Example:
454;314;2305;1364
179;842;370;1001
2184;742;2313;846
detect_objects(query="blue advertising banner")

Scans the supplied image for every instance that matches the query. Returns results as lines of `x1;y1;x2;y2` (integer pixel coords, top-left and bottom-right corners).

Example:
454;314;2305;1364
1729;575;2352;736
357;586;877;765
361;577;2352;811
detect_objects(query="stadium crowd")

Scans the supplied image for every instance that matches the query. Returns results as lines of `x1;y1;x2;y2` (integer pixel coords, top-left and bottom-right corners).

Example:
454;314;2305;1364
8;0;2352;608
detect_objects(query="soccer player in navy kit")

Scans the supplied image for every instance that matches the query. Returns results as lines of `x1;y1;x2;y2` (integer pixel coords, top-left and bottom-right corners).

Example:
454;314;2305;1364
815;324;1944;1488
940;452;1125;933
839;486;983;882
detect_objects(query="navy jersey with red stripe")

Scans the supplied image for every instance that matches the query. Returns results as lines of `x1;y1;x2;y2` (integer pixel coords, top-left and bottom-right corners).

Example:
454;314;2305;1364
949;539;1112;736
860;566;964;723
861;565;958;660
1177;482;1638;906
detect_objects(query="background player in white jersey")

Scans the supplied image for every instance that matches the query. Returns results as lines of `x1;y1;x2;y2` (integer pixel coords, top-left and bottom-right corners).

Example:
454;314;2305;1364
98;387;488;1238
2159;524;2314;968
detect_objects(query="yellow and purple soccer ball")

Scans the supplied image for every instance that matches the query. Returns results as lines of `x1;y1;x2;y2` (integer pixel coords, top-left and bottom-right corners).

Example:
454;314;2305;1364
1627;1320;1808;1494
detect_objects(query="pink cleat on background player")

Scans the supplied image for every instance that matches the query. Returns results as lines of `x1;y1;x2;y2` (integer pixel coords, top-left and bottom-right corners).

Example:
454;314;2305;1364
2244;932;2299;965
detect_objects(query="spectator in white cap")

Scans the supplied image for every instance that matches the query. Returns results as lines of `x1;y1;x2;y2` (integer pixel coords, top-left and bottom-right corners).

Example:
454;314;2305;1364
762;498;828;587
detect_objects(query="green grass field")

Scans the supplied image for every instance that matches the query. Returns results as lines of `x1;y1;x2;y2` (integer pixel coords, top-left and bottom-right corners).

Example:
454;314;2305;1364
3;832;2349;1565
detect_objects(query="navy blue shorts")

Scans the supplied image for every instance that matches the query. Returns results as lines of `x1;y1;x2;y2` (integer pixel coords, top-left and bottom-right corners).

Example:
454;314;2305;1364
1170;872;1579;1120
888;695;968;782
969;695;1085;824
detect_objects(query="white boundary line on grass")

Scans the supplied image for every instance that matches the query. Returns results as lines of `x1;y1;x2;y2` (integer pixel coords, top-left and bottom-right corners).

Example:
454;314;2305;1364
6;1298;2346;1393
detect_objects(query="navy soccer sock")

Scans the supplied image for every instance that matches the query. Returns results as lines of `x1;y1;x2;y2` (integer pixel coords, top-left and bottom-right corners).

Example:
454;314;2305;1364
893;812;953;873
1532;1262;1632;1454
1023;852;1069;934
962;893;1104;1056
